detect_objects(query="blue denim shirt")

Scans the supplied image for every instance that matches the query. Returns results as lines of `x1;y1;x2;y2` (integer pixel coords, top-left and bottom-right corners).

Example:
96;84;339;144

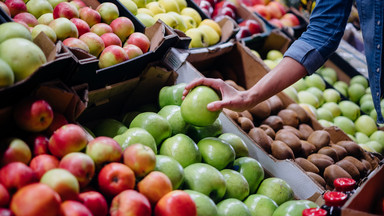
284;0;384;123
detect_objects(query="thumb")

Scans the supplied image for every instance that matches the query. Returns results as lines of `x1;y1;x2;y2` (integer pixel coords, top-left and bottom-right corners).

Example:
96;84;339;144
207;101;223;112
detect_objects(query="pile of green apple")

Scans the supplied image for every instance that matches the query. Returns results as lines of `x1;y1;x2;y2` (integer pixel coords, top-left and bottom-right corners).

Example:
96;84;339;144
251;49;283;70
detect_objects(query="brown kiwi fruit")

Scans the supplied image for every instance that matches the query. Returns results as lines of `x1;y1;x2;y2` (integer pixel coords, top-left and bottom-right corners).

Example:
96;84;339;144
271;140;295;160
287;103;310;123
249;100;272;120
295;157;320;174
336;141;363;158
362;151;379;170
259;124;276;139
307;130;331;151
267;95;284;114
330;144;348;160
239;110;253;122
277;109;299;128
343;156;367;175
361;159;372;172
318;147;339;162
307;153;334;173
275;131;302;155
223;108;239;121
323;164;352;188
282;125;304;139
306;172;326;188
298;124;314;140
248;127;272;153
300;140;317;157
262;115;284;131
237;117;254;132
335;159;360;180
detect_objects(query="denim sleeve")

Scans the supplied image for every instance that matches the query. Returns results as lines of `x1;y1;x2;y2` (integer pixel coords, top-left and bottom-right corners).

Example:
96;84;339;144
284;0;354;74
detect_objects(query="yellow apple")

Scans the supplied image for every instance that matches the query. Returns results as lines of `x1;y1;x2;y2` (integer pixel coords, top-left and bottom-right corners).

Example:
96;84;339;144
146;2;166;15
167;12;187;32
175;0;187;10
158;0;180;13
153;13;177;28
197;25;220;46
199;19;221;36
119;0;138;15
185;28;208;48
181;7;201;26
181;15;196;29
137;8;155;17
136;13;156;27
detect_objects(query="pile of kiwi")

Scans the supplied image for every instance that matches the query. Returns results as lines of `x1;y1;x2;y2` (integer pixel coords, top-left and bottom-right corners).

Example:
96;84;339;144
223;84;381;190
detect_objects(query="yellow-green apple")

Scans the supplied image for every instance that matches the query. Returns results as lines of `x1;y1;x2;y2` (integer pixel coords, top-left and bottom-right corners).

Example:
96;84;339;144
125;32;150;53
26;0;53;19
135;13;156;27
0;184;9;207
273;200;318;216
153;13;177;28
130;112;172;145
47;0;66;8
31;24;57;43
13;12;38;27
159;134;201;168
154;155;184;189
0;22;31;48
217;198;251;216
197;24;219;46
221;169;249;200
323;88;341;103
218;133;249;158
198;137;235;170
123;143;156;178
0;58;13;88
184;190;217;216
370;130;384;147
0;38;46;82
49;17;79;40
98;162;135;198
333;81;348;96
243;194;278;216
183;163;226;202
146;2;166;15
158;0;179;12
96;2;119;24
40;168;79;201
355;115;377;137
181;7;201;25
69;0;87;10
322;102;341;117
281;13;300;27
100;32;122;47
123;44;143;59
93;118;127;138
70;17;90;36
0;137;31;165
154;190;197;216
59;152;95;188
168;12;188;32
137;8;154;16
137;171;173;205
60;200;93;216
37;12;53;24
10;183;61;216
119;0;137;15
233;157;264;194
53;2;79;19
110;16;134;43
158;83;187;108
181;14;196;29
48;124;88;158
333;116;356;135
185;28;207;48
13;98;53;133
85;136;122;168
78;191;108;216
181;86;221;127
63;37;90;52
339;100;360;121
0;162;38;193
90;22;113;36
29;154;59;179
110;190;151;216
79;32;105;56
0;2;11;17
98;45;128;68
5;0;27;17
113;127;157;153
158;105;190;135
46;112;68;136
256;177;294;205
79;7;101;27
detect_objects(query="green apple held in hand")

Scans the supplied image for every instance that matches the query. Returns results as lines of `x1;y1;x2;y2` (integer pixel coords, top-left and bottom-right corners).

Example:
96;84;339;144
217;198;251;216
184;190;218;216
272;200;318;216
198;137;235;170
220;169;249;200
158;105;190;135
244;194;278;216
256;177;294;205
155;155;184;189
113;127;157;153
233;157;264;194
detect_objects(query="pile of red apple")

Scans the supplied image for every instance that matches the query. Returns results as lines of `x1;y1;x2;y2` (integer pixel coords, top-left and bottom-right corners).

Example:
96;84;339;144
0;0;151;69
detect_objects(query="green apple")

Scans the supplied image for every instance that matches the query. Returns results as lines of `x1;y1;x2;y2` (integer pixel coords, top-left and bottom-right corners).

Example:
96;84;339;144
197;137;235;170
155;155;184;189
167;12;188;32
233;157;264;194
181;86;221;127
333;116;356;135
360;94;373;105
256;177;294;205
137;8;155;16
370;130;384;147
348;83;366;103
181;7;201;25
323;88;341;103
119;0;138;15
272;200;318;216
318;119;333;127
158;0;180;12
263;59;278;69
220;169;249;200
321;102;341;117
185;28;208;48
365;141;383;153
361;100;375;114
217;198;251;216
37;13;54;25
298;91;320;108
184;190;218;216
136;13;156;27
218;133;249;158
283;86;299;103
187;118;222;142
355;115;377;136
266;50;283;61
159;134;201;168
198;25;220;46
121;111;141;126
354;132;370;144
318;67;337;84
305;74;325;91
132;0;146;8
130;112;172;145
26;0;53;19
93;118;128;138
0;58;14;88
0;22;32;44
158;105;190;135
306;87;324;106
183;163;226;203
316;107;334;122
113;127;157;153
292;78;307;92
158;83;187;108
31;24;57;43
350;75;369;89
339;100;360;121
359;143;375;152
146;2;166;15
333;81;348;97
244;194;278;216
181;15;196;29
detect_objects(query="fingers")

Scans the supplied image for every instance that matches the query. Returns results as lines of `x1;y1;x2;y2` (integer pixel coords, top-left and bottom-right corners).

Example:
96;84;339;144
182;78;224;99
207;101;224;112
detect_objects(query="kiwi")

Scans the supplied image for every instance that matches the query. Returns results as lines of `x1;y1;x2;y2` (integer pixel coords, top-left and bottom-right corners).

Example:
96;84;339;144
318;147;339;162
282;125;304;139
223;108;239;121
307;130;331;151
278;109;299;128
239;110;253;122
298;124;314;140
300;140;317;158
262;115;283;131
259;124;276;139
249;100;271;120
271;140;295;160
248;127;272;153
330;144;348;160
361;159;372;172
362;151;379;170
275;131;302;155
307;153;334;173
335;159;360;180
323;165;352;188
237;117;254;132
336;141;363;158
343;156;367;175
267;95;284;114
306;172;326;188
287;103;310;123
295;157;320;174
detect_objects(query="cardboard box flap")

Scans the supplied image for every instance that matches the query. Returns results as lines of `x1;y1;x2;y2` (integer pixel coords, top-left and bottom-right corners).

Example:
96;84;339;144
217;16;239;43
33;32;57;62
145;20;177;52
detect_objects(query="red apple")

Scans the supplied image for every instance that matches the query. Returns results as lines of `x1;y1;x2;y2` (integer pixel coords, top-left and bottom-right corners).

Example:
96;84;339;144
5;0;26;17
0;162;38;193
123;44;143;59
0;184;10;207
252;4;271;20
85;136;122;167
29;134;50;156
1;137;31;166
98;45;128;68
79;7;101;27
79;32;105;56
281;13;300;27
238;0;264;6
222;1;237;12
269;18;283;28
10;183;61;216
97;162;135;198
204;0;216;7
59;152;95;188
48;123;88;158
69;0;87;10
78;191;108;216
96;2;119;24
13;12;38;27
60;200;93;216
110;16;134;43
123;143;156;178
137;171;173;205
29;154;60;179
110;190;151;216
0;2;11;17
90;23;113;36
40;168;80;201
124;32;150;53
154;190;197;216
235;26;252;40
13;98;54;133
199;0;213;16
100;32;122;47
266;4;282;19
46;112;69;136
0;208;12;216
239;19;262;34
53;2;79;19
70;18;90;36
63;37;90;53
268;1;286;16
